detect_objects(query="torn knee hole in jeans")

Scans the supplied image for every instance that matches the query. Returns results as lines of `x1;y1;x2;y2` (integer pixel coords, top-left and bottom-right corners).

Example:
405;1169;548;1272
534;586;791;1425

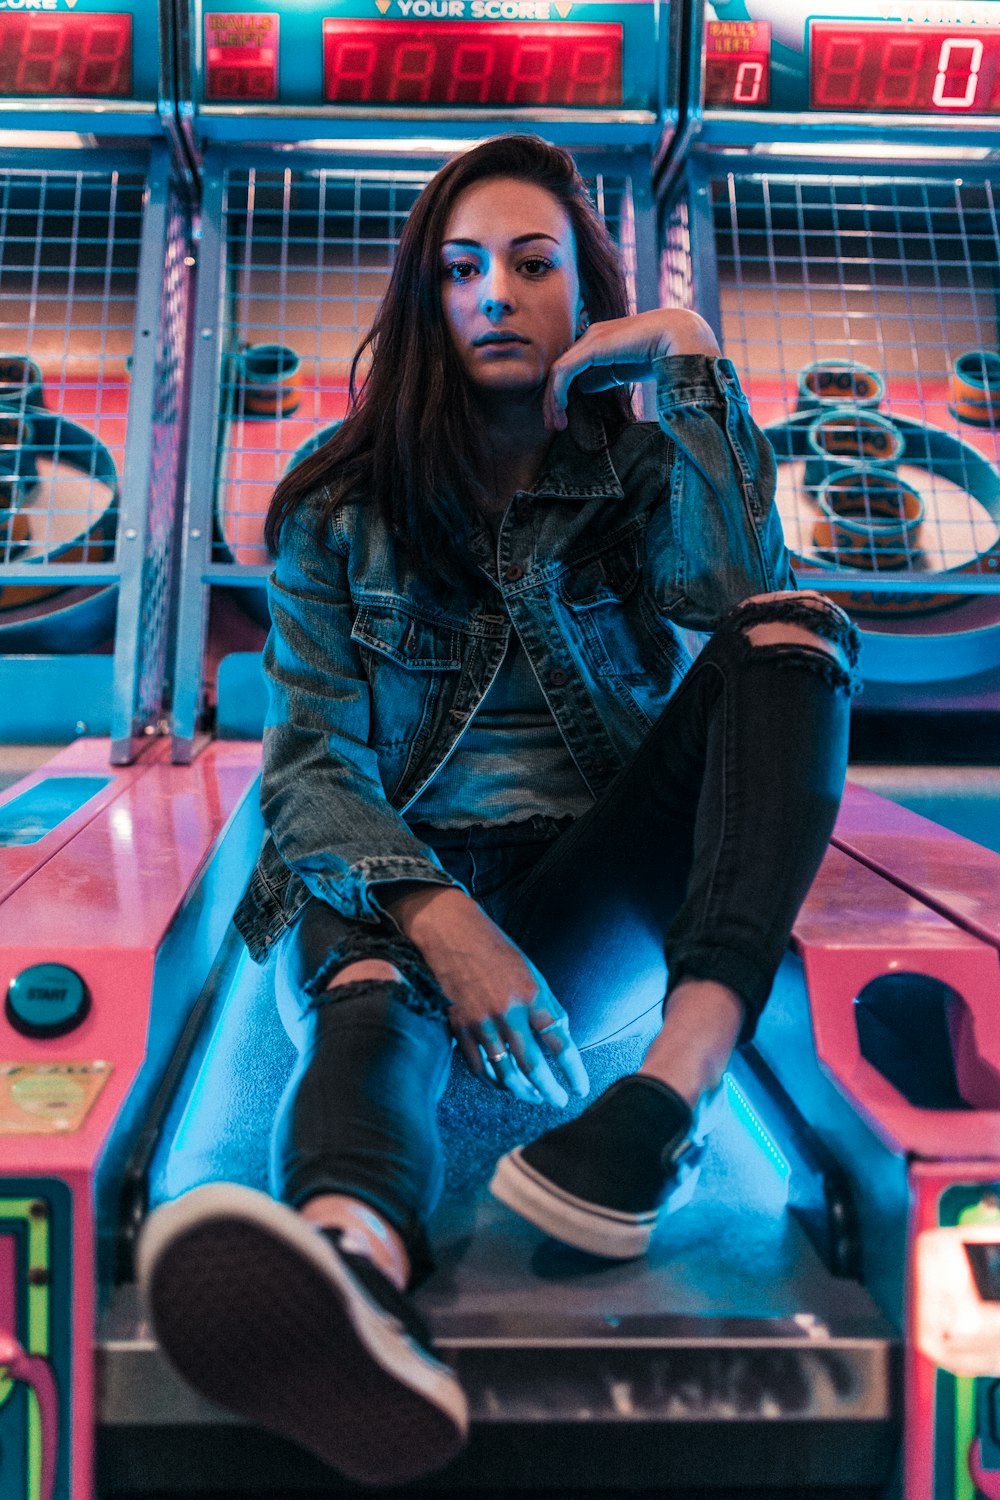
737;638;862;696
302;935;452;1021
731;596;862;669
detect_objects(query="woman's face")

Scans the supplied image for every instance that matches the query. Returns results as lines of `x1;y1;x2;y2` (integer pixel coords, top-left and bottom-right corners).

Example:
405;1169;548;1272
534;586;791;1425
439;176;583;398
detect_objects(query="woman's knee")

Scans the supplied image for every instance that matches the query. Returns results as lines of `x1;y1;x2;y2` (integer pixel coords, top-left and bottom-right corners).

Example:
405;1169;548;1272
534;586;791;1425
731;589;860;679
288;898;425;1001
325;959;405;989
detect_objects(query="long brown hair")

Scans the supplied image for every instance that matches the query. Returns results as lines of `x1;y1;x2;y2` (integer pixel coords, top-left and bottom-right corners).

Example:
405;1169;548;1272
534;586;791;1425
264;135;635;587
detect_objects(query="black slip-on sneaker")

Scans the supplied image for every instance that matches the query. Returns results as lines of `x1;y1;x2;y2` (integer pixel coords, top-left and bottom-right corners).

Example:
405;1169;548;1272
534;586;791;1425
490;1075;719;1259
137;1182;467;1486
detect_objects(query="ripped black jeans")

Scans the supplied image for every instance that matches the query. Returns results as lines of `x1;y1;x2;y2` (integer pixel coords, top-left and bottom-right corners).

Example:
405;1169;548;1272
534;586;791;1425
270;594;861;1282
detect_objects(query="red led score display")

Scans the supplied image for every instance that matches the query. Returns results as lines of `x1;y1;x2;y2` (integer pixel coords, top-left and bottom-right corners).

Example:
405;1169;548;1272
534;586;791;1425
811;22;1000;112
0;13;131;97
705;20;770;106
205;12;279;101
322;19;622;106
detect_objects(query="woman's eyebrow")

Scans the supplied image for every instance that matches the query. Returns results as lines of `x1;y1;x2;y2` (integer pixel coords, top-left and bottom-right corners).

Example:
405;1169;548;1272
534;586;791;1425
441;233;561;248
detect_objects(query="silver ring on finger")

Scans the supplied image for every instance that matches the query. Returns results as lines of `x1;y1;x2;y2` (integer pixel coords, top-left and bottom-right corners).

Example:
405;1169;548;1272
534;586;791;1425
535;1017;567;1036
485;1046;512;1064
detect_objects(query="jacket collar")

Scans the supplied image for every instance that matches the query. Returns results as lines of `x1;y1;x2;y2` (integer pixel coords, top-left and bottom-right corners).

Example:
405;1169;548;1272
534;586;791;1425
528;398;626;501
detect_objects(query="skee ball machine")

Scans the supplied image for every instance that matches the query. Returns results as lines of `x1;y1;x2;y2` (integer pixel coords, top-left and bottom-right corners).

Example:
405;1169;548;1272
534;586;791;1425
0;4;263;1499
95;4;911;1496
94;3;1000;1498
656;3;1000;1495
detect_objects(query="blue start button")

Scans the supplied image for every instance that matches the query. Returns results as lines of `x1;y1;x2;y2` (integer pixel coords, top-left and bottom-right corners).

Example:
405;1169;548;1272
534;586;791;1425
6;963;90;1038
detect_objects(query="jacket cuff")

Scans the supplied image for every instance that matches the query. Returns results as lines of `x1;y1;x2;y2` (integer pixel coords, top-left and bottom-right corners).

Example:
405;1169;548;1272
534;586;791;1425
654;353;746;411
314;856;466;924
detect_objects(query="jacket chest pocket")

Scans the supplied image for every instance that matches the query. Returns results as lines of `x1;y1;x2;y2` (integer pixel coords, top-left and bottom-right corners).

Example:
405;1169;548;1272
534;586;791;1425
352;602;466;670
351;601;468;772
557;535;647;681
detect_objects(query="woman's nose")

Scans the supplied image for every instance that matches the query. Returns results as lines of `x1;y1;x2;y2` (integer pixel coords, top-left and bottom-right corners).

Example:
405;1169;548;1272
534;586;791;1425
481;271;515;317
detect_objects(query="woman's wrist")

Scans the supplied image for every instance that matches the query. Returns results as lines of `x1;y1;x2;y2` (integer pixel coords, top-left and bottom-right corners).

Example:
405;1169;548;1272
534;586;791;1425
380;880;476;939
655;309;721;359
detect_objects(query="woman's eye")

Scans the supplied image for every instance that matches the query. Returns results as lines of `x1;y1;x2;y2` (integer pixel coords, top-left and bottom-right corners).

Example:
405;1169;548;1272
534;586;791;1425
443;261;478;282
520;257;554;276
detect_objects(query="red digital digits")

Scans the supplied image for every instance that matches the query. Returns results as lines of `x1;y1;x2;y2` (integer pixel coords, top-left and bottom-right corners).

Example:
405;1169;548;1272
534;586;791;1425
449;43;495;104
322;20;622;107
704;21;771;107
811;22;1000;113
0;14;131;98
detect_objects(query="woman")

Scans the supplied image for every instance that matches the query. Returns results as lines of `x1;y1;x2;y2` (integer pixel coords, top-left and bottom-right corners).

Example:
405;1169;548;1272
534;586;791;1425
139;135;860;1487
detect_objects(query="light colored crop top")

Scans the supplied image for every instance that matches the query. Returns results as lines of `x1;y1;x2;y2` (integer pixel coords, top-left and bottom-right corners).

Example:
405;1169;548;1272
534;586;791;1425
404;627;593;829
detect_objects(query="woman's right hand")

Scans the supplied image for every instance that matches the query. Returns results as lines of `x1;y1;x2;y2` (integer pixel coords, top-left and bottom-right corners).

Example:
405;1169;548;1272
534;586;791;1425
384;885;589;1106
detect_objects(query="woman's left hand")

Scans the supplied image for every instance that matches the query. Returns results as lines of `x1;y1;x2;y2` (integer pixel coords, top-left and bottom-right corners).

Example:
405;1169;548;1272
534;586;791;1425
544;307;721;431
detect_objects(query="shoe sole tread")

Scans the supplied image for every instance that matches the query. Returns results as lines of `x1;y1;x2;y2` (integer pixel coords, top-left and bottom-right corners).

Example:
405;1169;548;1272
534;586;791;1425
138;1185;466;1486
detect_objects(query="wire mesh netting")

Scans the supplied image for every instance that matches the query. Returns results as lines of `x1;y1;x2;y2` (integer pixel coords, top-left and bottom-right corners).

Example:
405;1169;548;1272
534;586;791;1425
136;196;191;732
661;193;692;313
706;171;1000;602
0;169;141;583
210;163;640;573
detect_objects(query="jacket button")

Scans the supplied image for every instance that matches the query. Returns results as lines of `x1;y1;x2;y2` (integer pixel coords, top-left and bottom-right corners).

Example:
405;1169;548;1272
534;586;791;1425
548;667;568;686
503;563;525;583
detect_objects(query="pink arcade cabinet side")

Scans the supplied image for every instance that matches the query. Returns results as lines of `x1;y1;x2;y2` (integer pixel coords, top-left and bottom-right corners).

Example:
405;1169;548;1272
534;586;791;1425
0;5;263;1499
656;2;1000;1494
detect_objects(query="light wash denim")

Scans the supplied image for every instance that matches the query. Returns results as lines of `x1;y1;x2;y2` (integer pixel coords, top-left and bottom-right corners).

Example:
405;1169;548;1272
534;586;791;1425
234;353;794;962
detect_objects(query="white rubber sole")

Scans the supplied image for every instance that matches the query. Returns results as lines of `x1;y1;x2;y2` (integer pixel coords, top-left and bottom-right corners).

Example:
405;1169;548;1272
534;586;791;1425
490;1149;661;1259
490;1084;725;1259
137;1182;467;1486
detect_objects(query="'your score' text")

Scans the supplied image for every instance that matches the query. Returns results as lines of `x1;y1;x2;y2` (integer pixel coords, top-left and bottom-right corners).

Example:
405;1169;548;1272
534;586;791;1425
395;1;556;16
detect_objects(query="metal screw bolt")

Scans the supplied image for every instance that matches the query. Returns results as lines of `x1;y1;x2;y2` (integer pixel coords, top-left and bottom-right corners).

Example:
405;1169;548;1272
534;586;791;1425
190;528;202;539
75;721;88;736
124;528;138;540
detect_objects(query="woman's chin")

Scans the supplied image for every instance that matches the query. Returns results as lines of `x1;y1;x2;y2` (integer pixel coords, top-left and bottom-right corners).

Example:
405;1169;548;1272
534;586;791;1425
469;370;546;404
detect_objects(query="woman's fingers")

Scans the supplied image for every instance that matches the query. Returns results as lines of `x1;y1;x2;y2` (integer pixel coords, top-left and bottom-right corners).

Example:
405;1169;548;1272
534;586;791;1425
499;1017;569;1107
544;337;626;429
465;1021;546;1103
543;309;722;430
446;949;582;1106
489;1046;548;1104
544;313;663;427
530;1011;590;1097
461;1008;569;1107
455;1026;494;1084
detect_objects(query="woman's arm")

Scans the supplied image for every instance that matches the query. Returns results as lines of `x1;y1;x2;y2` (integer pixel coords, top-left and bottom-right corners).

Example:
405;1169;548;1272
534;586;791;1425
384;882;589;1105
544;306;721;426
546;307;793;629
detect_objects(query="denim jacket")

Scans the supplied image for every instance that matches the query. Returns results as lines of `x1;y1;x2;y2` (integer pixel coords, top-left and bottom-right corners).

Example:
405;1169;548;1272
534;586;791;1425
234;353;794;962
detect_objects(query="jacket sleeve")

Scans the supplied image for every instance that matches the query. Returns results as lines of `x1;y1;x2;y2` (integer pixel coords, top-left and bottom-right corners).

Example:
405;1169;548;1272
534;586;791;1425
260;509;464;923
644;352;795;630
